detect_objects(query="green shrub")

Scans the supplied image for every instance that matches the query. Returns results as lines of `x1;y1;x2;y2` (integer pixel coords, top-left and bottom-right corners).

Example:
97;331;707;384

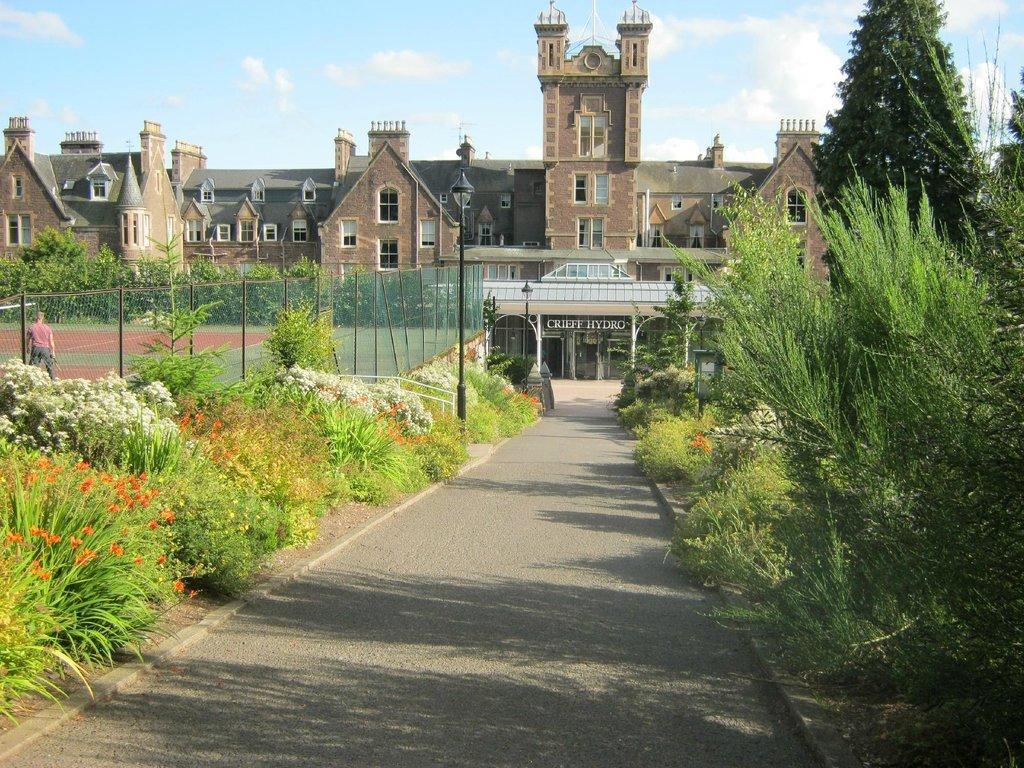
119;420;184;477
412;413;468;482
673;448;794;595
265;302;335;371
634;415;715;484
161;453;280;596
465;400;503;443
487;351;530;385
618;399;675;432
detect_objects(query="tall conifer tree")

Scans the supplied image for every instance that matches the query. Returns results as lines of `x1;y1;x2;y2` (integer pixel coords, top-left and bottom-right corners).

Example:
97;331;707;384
815;0;977;239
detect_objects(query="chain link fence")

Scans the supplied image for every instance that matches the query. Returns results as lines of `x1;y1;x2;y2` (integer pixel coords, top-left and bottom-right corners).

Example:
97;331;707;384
0;264;483;381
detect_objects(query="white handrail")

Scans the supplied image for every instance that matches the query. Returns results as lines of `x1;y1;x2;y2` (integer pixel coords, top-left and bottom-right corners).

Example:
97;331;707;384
338;374;457;414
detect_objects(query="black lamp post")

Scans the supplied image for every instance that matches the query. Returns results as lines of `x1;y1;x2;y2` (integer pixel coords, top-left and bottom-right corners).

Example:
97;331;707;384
521;281;533;359
450;169;474;422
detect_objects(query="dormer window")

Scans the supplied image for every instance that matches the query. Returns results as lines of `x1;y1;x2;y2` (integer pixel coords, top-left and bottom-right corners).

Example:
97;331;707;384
200;179;215;204
672;194;683;210
302;178;316;202
91;180;108;200
251;178;266;203
85;162;112;200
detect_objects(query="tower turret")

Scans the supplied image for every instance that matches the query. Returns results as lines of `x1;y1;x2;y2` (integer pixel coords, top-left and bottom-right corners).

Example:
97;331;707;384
617;1;653;78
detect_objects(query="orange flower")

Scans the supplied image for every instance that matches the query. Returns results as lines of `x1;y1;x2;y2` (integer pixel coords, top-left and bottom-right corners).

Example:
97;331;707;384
147;519;159;530
156;554;167;566
194;412;205;424
43;533;61;546
36;570;52;581
188;589;198;599
29;525;47;538
690;433;713;455
82;525;94;536
133;555;144;566
69;536;83;549
179;414;192;430
79;477;95;493
139;472;148;483
44;473;58;484
212;420;222;431
35;457;51;469
160;509;176;524
75;460;90;471
107;503;120;514
172;580;185;593
6;531;24;544
75;548;97;567
100;473;114;484
109;543;124;556
24;472;38;484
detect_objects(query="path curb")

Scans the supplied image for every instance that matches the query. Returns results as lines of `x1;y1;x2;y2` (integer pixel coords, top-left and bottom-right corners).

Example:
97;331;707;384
0;440;504;765
647;480;862;768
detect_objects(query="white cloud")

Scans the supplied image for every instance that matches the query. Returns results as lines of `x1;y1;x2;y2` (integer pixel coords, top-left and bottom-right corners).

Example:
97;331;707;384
943;0;1007;32
238;57;269;91
58;105;77;124
726;146;772;163
0;2;81;45
324;50;470;87
962;61;1011;145
644;137;702;161
164;95;185;108
274;68;294;113
1003;32;1024;48
524;145;543;160
27;98;77;125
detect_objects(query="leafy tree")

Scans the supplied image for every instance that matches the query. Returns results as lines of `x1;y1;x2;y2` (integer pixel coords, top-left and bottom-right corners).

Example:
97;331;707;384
999;69;1024;176
264;302;335;371
815;0;977;241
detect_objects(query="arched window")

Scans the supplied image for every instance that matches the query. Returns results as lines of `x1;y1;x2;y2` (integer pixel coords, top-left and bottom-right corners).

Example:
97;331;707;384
251;178;265;202
787;189;807;224
379;189;399;223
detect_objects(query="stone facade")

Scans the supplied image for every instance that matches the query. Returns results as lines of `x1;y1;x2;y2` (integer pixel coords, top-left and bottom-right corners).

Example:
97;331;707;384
1;118;70;258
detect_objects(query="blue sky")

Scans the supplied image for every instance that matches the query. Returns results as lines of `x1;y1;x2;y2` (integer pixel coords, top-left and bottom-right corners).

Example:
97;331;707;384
1;0;1020;168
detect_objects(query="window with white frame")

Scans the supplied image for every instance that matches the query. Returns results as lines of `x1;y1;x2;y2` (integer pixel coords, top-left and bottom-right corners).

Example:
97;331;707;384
7;215;30;246
484;263;519;280
440;193;448;204
689;224;704;248
578;218;604;249
379;239;398;270
166;216;175;243
143;214;151;248
651;225;664;247
787;189;807;223
578;114;608;158
341;220;357;247
91;180;108;200
216;224;231;241
595;174;609;205
712;193;723;209
292;219;308;242
379;189;399;222
478;222;493;246
186;220;204;242
672;194;683;210
239;220;255;242
200;180;214;203
574;174;588;204
12;176;23;199
302;179;316;202
500;193;512;209
662;266;691;283
420;219;436;248
263;223;278;241
252;179;265;202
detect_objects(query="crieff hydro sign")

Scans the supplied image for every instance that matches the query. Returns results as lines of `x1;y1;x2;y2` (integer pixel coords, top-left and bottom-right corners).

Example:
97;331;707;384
545;317;629;331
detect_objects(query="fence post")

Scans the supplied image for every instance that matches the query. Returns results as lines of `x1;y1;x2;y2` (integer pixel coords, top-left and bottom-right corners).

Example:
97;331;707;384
188;283;195;357
19;292;27;364
373;272;379;378
241;278;248;379
352;273;359;375
118;285;125;378
419;268;426;365
283;276;289;310
381;274;400;374
315;274;322;316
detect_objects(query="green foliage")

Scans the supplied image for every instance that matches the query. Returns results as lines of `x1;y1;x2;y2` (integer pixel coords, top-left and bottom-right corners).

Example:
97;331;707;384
412;413;468;482
119;420;184;477
634;414;715;484
814;0;977;240
265;302;335;371
486;351;530;385
617;399;675;433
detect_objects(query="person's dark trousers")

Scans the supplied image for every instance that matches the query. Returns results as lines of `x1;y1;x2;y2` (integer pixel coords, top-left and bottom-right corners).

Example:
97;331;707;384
29;346;57;381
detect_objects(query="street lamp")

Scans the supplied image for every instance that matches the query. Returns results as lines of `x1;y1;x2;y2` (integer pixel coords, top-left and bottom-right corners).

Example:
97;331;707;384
450;169;474;422
521;281;533;359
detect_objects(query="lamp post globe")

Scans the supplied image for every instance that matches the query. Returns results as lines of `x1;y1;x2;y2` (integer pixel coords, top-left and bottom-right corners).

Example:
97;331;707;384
521;281;534;358
450;170;474;423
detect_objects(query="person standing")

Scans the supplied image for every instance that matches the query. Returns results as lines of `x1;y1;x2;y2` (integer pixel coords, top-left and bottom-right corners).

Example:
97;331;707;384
27;311;57;380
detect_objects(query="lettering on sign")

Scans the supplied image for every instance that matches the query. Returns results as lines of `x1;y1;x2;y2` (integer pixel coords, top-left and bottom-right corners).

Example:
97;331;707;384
545;317;629;331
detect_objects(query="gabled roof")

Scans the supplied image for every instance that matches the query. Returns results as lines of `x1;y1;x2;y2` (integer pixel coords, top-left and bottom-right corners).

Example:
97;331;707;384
0;145;70;221
637;160;771;195
757;143;814;193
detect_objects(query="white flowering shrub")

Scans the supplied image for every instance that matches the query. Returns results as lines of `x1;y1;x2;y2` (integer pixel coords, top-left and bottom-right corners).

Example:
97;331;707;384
277;366;433;436
409;361;457;392
0;359;178;463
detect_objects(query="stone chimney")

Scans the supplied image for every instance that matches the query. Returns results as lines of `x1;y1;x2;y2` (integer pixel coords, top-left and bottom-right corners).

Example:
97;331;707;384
776;118;819;164
171;139;206;184
709;133;724;169
4;116;35;158
60;130;103;154
139;120;166;178
334;129;356;180
368;121;410;163
457;135;476;166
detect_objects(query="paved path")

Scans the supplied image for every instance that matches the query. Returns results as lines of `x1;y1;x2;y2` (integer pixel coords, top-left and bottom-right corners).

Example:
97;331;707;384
6;381;814;768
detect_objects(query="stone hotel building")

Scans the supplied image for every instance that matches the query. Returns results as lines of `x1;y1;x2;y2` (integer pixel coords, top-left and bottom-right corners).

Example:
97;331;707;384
0;1;823;379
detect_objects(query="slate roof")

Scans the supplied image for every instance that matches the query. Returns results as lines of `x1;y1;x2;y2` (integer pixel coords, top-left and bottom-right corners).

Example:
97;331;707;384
459;246;729;264
636;160;772;195
484;279;712;313
117;157;144;209
46;151;146;227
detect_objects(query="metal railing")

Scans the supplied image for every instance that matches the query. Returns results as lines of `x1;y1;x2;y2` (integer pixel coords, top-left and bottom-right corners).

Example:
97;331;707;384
343;374;457;414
